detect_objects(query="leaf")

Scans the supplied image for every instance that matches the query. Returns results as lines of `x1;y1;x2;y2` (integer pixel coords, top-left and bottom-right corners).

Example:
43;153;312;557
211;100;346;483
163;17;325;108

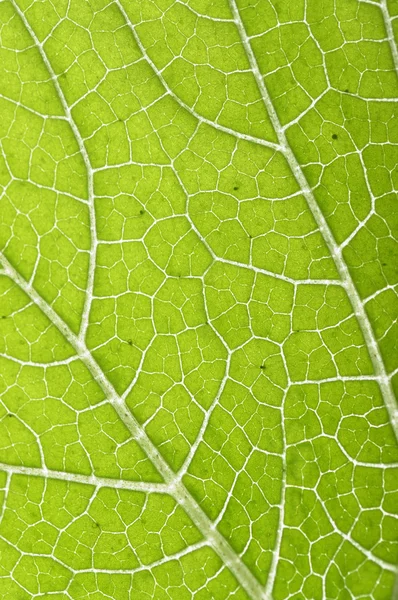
0;0;397;598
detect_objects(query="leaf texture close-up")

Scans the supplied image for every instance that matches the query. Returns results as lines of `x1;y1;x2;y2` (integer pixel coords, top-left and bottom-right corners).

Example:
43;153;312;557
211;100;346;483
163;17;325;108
0;0;398;598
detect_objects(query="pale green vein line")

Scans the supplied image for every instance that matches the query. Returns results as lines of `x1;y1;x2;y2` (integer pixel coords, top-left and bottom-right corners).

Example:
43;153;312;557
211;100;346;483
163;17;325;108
0;91;69;121
70;541;208;575
0;462;168;493
11;0;96;345
311;486;398;574
264;389;287;599
115;0;281;154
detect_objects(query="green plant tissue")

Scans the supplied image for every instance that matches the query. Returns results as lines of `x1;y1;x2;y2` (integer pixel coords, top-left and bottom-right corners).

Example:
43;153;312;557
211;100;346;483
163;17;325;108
0;0;397;598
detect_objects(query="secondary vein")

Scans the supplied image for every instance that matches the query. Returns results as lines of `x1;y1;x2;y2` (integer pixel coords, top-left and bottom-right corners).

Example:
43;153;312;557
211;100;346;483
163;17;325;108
0;252;265;600
228;0;398;443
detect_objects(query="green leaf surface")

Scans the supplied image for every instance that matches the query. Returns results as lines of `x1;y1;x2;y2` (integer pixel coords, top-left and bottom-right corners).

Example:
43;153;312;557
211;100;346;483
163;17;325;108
0;0;397;598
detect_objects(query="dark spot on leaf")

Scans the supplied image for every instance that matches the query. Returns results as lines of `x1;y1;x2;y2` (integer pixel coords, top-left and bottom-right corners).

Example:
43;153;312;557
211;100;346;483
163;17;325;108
1;315;6;319
139;209;145;215
234;186;239;190
382;262;387;266
7;413;13;418
332;134;338;140
344;89;349;93
128;339;133;346
260;364;266;370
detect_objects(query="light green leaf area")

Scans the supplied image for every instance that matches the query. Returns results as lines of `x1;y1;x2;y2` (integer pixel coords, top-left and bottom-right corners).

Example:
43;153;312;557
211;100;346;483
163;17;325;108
0;0;397;598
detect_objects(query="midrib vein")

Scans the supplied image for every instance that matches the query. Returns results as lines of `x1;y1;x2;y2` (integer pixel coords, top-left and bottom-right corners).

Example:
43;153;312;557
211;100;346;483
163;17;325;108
0;254;264;600
380;0;398;73
228;0;398;442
